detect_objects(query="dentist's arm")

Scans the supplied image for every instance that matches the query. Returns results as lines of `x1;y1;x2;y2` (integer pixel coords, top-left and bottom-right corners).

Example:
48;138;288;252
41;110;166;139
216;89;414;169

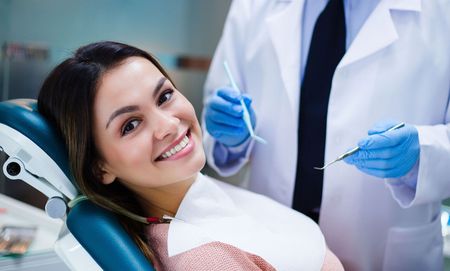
344;120;450;207
202;0;253;177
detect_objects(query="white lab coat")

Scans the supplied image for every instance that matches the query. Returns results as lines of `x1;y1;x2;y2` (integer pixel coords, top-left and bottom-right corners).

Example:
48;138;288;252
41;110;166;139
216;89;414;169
203;0;450;270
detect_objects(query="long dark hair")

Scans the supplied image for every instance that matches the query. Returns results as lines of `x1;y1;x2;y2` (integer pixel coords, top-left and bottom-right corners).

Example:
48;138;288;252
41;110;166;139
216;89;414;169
38;41;174;262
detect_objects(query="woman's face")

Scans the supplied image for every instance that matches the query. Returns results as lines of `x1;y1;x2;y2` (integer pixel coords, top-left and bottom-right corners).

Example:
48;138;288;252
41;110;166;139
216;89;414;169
93;56;205;192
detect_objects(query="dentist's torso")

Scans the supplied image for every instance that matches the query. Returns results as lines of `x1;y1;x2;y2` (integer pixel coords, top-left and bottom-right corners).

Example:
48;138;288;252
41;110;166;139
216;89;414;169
204;0;450;270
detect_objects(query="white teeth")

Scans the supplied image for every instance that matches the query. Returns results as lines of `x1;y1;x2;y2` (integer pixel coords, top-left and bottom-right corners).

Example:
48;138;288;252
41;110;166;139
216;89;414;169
180;137;188;147
161;135;189;159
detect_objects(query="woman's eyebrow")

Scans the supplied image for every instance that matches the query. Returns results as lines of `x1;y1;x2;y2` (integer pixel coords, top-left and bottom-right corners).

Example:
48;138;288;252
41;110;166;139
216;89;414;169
152;77;167;100
106;77;168;129
106;105;139;129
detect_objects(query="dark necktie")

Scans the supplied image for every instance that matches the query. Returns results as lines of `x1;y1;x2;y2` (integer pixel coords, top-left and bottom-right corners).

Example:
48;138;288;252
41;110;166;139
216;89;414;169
292;0;346;222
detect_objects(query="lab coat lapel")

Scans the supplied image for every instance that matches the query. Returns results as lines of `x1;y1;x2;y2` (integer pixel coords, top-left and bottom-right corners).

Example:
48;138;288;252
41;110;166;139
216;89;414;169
338;0;422;68
266;0;304;114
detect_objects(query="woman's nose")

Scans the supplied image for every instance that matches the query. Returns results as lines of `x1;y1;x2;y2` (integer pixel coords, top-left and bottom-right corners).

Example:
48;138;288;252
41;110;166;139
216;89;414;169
153;112;180;140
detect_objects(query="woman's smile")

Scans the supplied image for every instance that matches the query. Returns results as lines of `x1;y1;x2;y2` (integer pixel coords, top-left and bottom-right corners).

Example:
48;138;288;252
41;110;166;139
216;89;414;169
157;129;195;161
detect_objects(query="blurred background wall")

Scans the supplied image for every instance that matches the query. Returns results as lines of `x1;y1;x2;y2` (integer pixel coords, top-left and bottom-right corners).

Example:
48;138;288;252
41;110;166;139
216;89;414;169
0;0;232;208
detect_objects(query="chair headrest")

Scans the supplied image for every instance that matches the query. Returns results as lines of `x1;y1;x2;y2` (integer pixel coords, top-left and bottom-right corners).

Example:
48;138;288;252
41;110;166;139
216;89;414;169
0;99;78;194
0;99;79;199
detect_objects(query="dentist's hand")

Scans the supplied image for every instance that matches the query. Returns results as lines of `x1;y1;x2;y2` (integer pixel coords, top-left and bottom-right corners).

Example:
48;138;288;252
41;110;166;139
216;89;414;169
344;121;420;178
205;88;256;147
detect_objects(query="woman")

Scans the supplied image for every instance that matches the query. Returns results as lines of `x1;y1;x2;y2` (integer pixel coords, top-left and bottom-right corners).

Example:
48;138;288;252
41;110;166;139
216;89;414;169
38;41;343;270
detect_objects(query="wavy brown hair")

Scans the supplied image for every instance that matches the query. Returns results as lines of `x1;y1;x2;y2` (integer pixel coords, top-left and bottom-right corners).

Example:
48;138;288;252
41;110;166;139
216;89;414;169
38;41;174;263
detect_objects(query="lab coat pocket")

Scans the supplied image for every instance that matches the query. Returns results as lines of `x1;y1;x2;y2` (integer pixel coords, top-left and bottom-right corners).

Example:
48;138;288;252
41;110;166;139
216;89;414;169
382;215;443;271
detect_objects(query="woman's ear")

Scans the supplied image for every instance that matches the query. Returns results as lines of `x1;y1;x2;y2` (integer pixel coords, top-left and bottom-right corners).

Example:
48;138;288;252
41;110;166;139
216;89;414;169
98;162;116;185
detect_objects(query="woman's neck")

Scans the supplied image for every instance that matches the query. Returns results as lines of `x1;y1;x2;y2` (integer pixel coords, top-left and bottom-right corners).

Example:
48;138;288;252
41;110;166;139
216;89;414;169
136;174;197;218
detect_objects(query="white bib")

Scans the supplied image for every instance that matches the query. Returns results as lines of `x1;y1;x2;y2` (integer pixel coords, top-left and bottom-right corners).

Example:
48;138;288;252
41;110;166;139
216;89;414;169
167;174;326;270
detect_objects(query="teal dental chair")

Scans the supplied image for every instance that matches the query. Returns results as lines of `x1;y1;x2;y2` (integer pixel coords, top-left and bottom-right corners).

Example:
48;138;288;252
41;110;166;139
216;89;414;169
0;99;154;271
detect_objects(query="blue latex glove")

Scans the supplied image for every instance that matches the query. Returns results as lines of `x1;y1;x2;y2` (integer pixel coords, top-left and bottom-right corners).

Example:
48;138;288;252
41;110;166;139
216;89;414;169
205;88;256;147
344;121;420;178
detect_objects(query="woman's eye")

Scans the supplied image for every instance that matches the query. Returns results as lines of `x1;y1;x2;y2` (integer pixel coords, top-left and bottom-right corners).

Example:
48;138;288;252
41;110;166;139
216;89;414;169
158;90;174;106
121;119;140;136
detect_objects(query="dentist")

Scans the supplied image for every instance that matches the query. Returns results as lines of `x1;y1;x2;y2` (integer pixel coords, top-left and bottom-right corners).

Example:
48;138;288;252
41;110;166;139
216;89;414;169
202;0;450;270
